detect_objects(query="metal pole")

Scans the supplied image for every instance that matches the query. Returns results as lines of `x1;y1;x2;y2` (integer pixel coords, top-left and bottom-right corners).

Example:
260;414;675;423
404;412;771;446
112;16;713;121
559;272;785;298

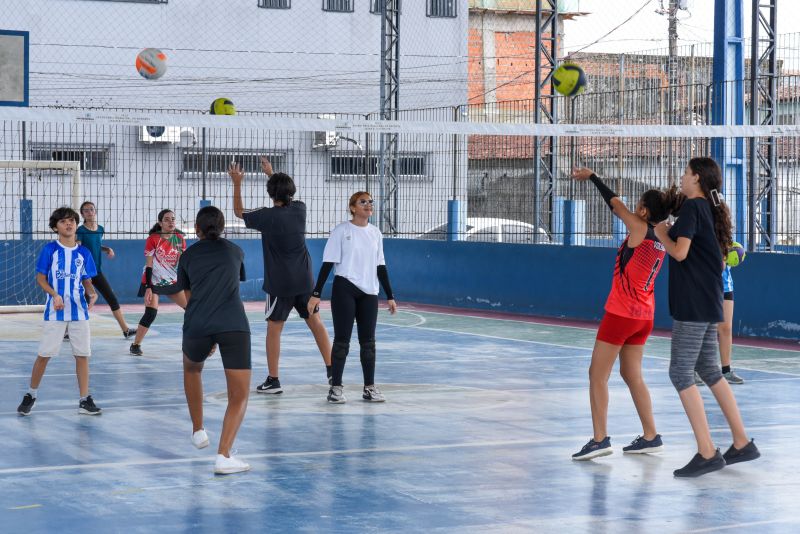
749;4;758;251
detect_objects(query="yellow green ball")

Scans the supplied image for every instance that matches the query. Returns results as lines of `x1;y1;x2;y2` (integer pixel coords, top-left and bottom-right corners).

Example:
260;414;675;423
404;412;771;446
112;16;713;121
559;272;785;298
726;241;746;267
210;98;236;115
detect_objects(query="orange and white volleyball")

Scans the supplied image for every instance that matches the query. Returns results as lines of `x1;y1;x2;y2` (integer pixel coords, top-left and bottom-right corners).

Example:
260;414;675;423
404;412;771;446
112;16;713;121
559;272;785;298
136;48;167;80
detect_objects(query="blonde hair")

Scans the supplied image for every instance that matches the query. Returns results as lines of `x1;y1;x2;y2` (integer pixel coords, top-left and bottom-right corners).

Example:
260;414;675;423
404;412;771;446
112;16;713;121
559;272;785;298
348;191;371;215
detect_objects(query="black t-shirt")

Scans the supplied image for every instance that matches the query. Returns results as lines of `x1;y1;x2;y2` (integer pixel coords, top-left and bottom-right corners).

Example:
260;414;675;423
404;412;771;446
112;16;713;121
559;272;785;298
242;201;313;297
176;238;250;336
667;197;724;322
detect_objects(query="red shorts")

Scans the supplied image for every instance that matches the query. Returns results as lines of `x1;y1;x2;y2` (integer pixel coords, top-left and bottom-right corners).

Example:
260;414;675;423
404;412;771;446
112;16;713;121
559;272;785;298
596;312;654;346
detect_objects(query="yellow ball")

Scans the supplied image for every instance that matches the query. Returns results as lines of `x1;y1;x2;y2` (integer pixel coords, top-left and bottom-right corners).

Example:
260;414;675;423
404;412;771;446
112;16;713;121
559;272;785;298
210;98;236;115
553;62;587;97
726;241;746;267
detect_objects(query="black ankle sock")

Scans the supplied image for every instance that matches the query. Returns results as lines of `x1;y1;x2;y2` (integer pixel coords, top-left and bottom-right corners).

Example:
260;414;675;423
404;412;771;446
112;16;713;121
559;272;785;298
326;365;332;377
722;365;731;374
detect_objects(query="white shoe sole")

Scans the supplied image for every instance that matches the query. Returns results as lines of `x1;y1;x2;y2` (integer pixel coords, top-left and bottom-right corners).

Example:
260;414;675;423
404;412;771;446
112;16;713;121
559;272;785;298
362;396;386;402
327;397;346;404
256;388;283;394
192;436;209;449
214;464;251;475
572;448;613;461
623;445;663;454
78;409;102;415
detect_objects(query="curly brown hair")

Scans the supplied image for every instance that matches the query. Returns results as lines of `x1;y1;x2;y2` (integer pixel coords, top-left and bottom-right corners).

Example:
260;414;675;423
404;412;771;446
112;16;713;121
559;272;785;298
688;157;732;256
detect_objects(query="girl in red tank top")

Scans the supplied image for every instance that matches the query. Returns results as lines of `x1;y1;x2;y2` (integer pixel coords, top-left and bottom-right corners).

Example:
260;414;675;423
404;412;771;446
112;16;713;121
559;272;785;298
570;167;682;461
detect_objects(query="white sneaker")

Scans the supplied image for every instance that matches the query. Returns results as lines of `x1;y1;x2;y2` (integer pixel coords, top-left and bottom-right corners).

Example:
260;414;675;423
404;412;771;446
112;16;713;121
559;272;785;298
191;429;209;449
362;385;386;402
327;385;346;404
214;454;250;475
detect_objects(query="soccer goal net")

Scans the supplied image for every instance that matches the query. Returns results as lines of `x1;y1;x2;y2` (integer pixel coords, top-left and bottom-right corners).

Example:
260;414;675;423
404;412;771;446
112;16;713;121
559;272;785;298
0;160;81;311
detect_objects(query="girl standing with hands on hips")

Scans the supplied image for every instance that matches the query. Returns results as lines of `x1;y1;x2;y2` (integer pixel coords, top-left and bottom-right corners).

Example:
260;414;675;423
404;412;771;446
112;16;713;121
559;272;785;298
654;157;759;478
308;192;397;404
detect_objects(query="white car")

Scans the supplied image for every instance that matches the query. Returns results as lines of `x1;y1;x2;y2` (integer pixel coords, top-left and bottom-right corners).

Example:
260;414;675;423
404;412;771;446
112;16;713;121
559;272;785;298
417;217;549;244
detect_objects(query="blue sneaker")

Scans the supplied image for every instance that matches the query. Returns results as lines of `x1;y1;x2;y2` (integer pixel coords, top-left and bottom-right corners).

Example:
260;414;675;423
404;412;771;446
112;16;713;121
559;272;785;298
572;437;612;461
623;434;664;454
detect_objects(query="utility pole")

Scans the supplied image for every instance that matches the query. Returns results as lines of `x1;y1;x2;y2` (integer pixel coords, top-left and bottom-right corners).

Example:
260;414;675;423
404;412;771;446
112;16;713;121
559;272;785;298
660;0;681;182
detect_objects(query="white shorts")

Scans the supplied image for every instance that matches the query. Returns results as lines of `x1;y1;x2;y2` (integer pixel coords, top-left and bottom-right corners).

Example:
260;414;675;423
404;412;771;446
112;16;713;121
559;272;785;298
38;321;91;358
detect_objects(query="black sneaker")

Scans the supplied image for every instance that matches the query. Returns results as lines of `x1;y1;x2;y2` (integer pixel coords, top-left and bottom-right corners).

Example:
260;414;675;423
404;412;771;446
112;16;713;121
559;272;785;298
63;333;70;342
572;437;612;461
256;376;283;394
623;434;664;454
130;343;143;356
673;450;725;477
722;439;760;465
78;395;102;415
123;328;137;339
17;393;35;416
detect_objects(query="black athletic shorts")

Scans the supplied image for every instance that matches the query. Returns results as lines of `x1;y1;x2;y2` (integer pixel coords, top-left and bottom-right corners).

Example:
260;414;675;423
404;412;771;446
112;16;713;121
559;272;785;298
724;291;734;301
265;293;317;322
183;331;251;370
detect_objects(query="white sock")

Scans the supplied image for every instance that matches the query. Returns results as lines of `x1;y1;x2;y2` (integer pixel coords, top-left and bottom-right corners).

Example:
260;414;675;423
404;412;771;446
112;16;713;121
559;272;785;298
29;388;38;399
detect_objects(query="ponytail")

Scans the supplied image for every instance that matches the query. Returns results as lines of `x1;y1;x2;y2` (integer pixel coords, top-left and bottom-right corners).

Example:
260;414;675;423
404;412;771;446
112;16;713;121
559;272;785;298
640;184;684;224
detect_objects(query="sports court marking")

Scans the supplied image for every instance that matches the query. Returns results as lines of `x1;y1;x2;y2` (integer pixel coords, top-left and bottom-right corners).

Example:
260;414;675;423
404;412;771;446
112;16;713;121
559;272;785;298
3;423;797;476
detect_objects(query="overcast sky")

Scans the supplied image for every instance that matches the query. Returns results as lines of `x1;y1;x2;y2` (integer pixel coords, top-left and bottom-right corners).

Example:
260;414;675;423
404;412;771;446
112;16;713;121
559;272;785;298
562;0;800;55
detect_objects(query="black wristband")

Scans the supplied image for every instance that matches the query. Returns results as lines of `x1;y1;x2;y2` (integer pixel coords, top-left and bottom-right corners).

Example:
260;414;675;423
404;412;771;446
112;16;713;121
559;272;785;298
377;265;394;301
145;267;153;288
589;174;619;210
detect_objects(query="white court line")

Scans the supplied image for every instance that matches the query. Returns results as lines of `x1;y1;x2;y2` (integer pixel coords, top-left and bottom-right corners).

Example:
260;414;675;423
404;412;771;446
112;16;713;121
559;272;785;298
397;308;800;354
687;519;800;532
2;422;798;476
376;315;800;377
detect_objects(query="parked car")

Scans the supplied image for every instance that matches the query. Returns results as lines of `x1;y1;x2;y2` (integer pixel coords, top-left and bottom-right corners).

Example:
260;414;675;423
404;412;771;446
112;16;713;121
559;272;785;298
417;217;549;244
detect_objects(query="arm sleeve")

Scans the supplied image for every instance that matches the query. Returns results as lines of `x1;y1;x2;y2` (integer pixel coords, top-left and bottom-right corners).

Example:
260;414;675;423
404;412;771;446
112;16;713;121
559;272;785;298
377;265;394;300
145;267;154;288
589;174;619;210
35;244;51;275
311;262;334;298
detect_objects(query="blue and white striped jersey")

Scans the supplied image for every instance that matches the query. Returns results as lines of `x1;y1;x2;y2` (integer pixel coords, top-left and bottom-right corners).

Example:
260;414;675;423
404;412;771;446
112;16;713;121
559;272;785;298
35;241;97;321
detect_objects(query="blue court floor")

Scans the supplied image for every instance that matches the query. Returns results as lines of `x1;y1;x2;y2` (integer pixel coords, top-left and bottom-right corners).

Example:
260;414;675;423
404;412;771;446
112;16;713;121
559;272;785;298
1;303;799;533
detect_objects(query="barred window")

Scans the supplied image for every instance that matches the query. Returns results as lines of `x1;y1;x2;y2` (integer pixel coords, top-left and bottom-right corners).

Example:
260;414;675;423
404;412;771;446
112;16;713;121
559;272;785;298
323;0;353;12
427;0;456;18
180;149;287;179
370;0;401;14
258;0;290;8
330;154;426;180
30;144;113;173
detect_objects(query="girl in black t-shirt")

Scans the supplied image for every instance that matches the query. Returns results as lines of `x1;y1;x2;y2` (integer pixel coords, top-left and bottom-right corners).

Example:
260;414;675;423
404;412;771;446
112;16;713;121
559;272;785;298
177;206;252;475
654;157;759;478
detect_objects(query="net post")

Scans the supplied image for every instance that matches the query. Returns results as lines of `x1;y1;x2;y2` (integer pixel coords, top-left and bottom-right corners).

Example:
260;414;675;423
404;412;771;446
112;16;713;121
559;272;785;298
446;199;465;242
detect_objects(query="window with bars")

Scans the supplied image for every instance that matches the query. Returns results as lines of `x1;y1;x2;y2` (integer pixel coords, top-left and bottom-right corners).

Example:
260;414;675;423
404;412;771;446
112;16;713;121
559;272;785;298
29;144;113;173
370;0;401;14
180;149;287;179
427;0;456;18
330;154;427;180
323;0;353;13
258;0;290;8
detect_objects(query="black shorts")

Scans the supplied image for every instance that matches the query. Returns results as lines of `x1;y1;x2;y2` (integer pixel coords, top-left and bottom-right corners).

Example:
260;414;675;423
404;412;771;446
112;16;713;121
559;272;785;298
138;282;183;297
724;291;734;301
265;293;317;322
183;330;251;370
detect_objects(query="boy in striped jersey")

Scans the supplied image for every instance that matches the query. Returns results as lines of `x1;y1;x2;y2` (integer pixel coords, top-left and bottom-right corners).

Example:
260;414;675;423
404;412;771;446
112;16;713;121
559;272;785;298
17;207;102;416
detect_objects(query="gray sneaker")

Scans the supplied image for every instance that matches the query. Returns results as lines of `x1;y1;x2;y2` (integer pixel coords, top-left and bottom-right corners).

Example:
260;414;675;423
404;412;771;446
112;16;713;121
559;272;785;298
723;370;744;385
362;385;385;402
327;385;346;404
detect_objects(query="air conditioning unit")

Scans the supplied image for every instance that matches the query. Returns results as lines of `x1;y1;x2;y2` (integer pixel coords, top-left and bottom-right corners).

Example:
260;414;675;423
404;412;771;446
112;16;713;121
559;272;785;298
313;114;338;149
139;126;196;144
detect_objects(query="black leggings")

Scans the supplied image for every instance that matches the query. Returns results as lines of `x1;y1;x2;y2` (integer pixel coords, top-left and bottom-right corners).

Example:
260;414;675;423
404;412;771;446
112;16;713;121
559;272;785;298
91;272;120;311
330;276;378;387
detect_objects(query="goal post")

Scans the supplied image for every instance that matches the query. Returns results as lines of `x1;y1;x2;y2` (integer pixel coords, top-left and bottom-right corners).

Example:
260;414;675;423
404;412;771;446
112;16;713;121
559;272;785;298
1;159;81;312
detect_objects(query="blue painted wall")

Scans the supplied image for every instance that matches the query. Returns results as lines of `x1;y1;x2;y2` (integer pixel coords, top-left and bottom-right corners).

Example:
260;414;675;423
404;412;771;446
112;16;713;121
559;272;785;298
3;239;799;341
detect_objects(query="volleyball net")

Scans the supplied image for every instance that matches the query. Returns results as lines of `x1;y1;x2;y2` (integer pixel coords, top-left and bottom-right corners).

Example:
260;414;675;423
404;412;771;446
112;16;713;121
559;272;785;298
2;106;799;304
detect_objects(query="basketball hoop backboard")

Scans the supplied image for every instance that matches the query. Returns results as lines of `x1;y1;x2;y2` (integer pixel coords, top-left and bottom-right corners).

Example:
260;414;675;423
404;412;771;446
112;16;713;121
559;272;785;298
0;30;29;107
